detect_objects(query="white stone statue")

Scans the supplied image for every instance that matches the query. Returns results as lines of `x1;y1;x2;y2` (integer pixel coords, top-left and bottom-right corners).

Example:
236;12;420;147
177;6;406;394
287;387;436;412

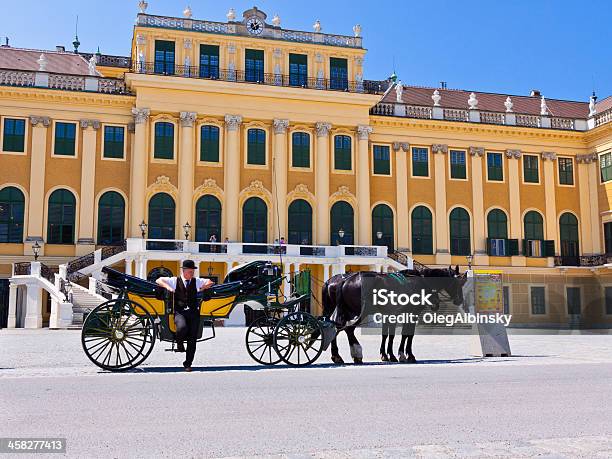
228;61;236;81
468;92;478;110
226;8;236;21
272;14;281;27
183;6;192;18
589;94;597;117
313;20;321;33
540;96;548;115
316;68;324;89
37;53;47;72
138;50;145;72
273;63;282;85
88;55;97;76
138;0;148;14
353;24;362;37
432;89;441;106
395;81;403;103
504;96;513;112
355;73;363;92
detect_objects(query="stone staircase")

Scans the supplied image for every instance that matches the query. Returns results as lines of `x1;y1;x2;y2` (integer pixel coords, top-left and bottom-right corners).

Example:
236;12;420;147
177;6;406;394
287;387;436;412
68;282;108;327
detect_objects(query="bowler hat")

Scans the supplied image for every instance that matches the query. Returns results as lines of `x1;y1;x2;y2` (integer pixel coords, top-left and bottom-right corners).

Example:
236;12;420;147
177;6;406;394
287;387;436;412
181;260;197;270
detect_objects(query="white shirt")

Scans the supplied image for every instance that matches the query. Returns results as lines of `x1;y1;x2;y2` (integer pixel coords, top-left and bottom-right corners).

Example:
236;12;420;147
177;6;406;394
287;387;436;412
157;275;213;291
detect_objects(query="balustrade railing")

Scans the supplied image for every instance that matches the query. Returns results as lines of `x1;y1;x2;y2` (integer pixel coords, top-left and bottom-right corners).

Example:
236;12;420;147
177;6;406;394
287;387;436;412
551;117;574;130
516;114;541;127
66;253;95;275
443;108;469;122
101;240;127;260
0;69;35;86
595;109;612;127
406;105;433;119
480;111;505;125
40;263;58;284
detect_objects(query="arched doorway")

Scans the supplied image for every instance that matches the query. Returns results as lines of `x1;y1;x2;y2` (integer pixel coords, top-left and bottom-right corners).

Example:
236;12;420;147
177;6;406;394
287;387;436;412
559;212;579;265
330;201;354;245
372;204;394;251
288;199;312;245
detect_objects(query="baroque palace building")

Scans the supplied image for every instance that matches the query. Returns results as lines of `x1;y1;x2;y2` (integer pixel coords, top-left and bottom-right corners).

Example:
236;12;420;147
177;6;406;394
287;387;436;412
1;3;612;329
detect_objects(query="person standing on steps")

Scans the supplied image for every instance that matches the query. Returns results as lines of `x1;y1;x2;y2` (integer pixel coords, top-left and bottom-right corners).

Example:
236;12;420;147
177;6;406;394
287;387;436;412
156;260;214;372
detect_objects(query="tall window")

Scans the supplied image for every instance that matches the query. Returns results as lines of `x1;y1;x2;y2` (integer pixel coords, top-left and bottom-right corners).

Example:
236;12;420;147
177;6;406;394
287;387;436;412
0;186;25;243
524;211;544;257
559;213;579;260
334;135;351;170
605;222;612;254
523;154;539;183
330;201;354;245
288;199;312;245
450;150;466;179
329;57;348;90
292;132;310;168
199;44;219;78
47;189;76;244
373;145;390;175
97;191;125;245
372;204;394;251
566;287;581;315
289;53;308;87
242;197;267;243
2;118;25;152
605;287;612;315
601;152;612;183
54;122;76;156
411;206;433;254
103;126;125;159
154;40;175;75
245;49;264;83
487;209;508;256
449;208;470;255
154;122;174;159
195;195;221;242
412;147;429;177
558;158;574;185
530;286;546;315
200;125;220;162
487;152;503;181
247;128;266;165
148;193;175;239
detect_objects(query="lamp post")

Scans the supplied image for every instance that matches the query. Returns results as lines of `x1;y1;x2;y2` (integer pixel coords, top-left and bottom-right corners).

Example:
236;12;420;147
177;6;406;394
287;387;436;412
139;220;148;239
338;228;345;245
183;221;191;240
466;254;473;270
32;240;41;261
376;230;383;244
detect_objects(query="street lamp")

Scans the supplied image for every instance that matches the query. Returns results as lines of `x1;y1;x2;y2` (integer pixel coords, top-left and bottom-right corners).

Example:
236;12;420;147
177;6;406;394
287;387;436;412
183;221;191;240
466;254;473;270
32;240;41;261
208;262;214;277
139;220;148;239
376;230;383;240
338;228;345;245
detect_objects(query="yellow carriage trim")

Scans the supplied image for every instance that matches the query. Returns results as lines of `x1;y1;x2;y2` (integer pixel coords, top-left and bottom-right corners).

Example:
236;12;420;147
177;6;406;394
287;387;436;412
128;293;165;315
200;296;237;317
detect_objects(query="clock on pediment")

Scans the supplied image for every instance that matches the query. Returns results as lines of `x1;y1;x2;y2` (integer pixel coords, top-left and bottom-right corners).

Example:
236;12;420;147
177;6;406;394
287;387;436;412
246;15;265;35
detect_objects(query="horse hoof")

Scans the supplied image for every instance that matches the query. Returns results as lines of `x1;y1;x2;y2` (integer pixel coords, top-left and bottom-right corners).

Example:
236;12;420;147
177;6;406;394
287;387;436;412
399;353;407;363
331;355;345;365
408;355;417;363
353;358;363;365
380;353;388;362
389;354;398;363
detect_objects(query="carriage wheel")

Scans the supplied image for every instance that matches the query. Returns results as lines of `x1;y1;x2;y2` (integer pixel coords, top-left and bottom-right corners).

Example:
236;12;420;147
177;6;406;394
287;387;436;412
81;298;156;372
273;312;324;367
245;316;282;365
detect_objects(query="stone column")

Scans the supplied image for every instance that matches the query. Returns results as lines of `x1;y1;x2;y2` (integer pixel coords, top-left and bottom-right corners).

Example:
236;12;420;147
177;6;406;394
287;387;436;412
77;119;100;253
315;122;331;245
273;119;289;240
178;112;197;235
433;144;450;264
25;282;43;329
125;257;133;276
394;142;410;251
541;152;558;252
7;283;18;328
26;116;50;249
587;156;602;253
356;126;373;245
130;108;150;237
470;147;487;264
577;154;597;254
224;115;242;242
506;150;525;266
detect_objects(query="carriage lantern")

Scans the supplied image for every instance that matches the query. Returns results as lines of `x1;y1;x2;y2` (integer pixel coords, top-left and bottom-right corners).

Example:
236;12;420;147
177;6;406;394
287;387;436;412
466;254;473;270
32;240;41;261
183;221;191;240
139;220;148;239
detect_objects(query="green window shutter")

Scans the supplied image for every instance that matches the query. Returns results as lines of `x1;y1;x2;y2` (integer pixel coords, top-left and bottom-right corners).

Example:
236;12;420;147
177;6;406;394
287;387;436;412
3;118;26;152
544;240;555;257
247;129;266;165
154;122;174;159
523;155;539;183
292;132;310;168
199;44;220;78
411;147;429;177
334;135;351;170
200;125;220;162
54;122;76;156
487;153;503;181
289;53;308;87
103;126;125;158
450;150;466;179
558;158;574;185
507;239;519;256
373;145;390;175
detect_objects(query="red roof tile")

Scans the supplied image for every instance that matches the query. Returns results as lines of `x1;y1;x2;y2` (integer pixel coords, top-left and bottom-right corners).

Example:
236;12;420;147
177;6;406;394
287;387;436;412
0;47;95;76
596;96;612;114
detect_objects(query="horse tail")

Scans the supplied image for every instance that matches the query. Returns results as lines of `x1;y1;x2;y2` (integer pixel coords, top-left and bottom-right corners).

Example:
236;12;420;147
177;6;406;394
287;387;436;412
321;280;332;317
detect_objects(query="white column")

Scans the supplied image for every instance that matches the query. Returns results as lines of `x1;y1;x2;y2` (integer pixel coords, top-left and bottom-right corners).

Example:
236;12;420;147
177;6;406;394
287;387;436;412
433;145;450;264
130;108;150;237
178;112;197;235
77;119;100;250
136;256;147;279
26;116;50;246
7;283;18;328
24;283;43;329
315;122;331;245
273;119;289;241
356;126;373;245
332;263;346;276
224;115;242;241
322;264;331;282
282;262;291;298
125;257;133;276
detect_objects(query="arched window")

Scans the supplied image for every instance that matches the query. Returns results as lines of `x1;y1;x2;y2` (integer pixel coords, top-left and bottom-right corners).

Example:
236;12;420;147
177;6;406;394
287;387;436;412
97;191;125;245
195;195;221;242
330;201;354;245
487;209;508;239
247;128;266;165
449;208;470;255
372;204;394;251
524;211;544;240
288;199;312;245
47;189;76;244
559;213;579;259
411;206;433;254
242;197;267;243
154;122;174;159
0;186;25;243
148;193;175;239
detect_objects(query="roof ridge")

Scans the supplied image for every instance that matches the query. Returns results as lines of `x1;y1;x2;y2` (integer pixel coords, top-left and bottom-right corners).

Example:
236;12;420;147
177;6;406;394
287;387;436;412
0;46;76;56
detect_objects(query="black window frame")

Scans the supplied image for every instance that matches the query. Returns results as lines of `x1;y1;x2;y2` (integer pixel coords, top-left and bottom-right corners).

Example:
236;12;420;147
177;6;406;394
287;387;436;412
53;122;76;156
334;135;352;171
530;286;546;315
245;49;264;83
200;125;220;162
289;53;308;87
199;44;219;79
103;125;125;159
329;57;348;90
0;186;25;243
154;122;175;160
373;145;390;175
487;152;503;181
411;147;429;177
449;149;467;179
97;191;125;245
2;118;26;153
247;128;266;165
558;157;574;185
291;132;310;168
411;206;433;255
601;152;612;183
47;189;76;244
154;40;175;75
523;154;539;183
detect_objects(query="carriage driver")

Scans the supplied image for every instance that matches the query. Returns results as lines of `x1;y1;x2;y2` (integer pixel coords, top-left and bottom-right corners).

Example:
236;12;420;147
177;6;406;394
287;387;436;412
156;260;215;372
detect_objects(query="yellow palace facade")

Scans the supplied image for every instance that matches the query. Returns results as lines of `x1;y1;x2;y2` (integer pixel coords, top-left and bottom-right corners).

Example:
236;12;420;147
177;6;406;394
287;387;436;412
1;4;612;329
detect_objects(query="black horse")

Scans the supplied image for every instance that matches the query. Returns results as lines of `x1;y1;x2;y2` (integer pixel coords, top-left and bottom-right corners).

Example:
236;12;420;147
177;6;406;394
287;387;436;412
322;267;465;364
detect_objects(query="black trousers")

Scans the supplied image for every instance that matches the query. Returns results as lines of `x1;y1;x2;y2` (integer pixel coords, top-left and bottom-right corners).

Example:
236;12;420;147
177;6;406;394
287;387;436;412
174;309;200;367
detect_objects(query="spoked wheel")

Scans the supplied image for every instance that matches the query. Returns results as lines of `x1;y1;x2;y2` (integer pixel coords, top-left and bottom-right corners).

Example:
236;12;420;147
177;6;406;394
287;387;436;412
273;312;324;367
81;299;156;372
245;316;281;365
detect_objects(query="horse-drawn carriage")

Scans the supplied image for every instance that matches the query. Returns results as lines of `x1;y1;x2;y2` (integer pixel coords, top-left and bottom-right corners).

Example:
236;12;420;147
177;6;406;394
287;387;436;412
81;261;335;371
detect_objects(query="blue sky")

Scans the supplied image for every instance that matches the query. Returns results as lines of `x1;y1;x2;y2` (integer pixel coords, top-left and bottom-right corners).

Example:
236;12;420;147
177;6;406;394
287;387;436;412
2;0;610;101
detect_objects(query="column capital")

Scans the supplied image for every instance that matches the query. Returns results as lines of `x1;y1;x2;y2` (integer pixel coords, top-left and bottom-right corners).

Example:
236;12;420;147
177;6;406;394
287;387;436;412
469;146;484;157
541;151;557;161
576;152;598;164
505;149;522;159
29;116;50;127
392;141;409;152
315;122;332;137
179;111;197;127
224;114;242;131
273;119;290;134
432;143;448;154
80;119;100;130
356;125;373;140
131;107;150;124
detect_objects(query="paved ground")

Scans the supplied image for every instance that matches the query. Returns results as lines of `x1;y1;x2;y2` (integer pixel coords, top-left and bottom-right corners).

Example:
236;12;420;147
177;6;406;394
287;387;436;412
1;328;612;458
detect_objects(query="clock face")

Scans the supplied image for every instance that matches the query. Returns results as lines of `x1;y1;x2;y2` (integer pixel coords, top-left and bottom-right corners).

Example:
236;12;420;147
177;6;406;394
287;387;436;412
246;16;264;35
